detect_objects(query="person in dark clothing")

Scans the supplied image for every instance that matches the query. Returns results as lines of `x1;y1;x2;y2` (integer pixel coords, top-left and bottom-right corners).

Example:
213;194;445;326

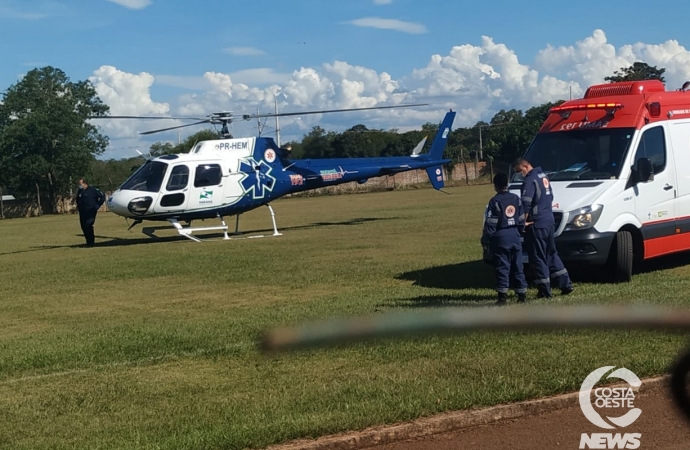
512;158;574;298
76;178;105;247
481;173;528;306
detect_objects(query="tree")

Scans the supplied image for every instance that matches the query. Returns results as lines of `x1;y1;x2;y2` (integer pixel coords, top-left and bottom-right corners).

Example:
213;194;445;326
149;142;175;157
173;129;220;153
0;66;109;213
148;129;219;157
90;157;144;192
301;126;337;158
605;62;666;83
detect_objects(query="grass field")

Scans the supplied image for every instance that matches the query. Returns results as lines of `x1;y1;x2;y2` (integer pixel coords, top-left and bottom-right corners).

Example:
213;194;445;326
1;183;690;450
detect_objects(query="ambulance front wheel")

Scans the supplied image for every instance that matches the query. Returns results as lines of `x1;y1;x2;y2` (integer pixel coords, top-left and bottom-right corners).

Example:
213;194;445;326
609;230;633;283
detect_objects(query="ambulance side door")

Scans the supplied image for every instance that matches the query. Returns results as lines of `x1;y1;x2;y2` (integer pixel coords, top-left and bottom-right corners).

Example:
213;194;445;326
631;123;677;257
669;121;690;239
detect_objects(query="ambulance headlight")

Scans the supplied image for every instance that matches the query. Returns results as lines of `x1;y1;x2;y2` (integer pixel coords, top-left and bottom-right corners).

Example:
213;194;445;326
566;204;603;231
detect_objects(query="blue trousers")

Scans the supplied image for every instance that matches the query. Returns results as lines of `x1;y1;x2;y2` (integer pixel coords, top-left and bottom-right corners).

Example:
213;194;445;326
79;210;97;246
525;225;572;296
491;243;527;295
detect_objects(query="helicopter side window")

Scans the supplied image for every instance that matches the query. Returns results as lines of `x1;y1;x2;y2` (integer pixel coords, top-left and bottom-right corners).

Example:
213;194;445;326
166;165;190;191
194;164;222;188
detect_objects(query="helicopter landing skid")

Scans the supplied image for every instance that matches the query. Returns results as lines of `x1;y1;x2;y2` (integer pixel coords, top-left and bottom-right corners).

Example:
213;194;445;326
142;206;282;243
166;217;231;242
223;205;283;241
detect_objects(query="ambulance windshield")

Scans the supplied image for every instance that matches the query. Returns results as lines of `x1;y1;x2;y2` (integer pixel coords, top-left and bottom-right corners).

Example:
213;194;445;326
515;128;634;182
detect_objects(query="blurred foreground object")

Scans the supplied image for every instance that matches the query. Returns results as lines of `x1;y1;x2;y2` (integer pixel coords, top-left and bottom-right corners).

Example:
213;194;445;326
259;305;690;426
260;305;690;353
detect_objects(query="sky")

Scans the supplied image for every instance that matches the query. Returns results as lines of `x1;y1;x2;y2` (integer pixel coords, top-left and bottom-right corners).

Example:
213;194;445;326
3;0;690;160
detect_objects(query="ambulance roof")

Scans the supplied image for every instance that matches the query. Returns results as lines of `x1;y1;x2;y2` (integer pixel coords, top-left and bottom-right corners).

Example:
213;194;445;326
539;80;690;133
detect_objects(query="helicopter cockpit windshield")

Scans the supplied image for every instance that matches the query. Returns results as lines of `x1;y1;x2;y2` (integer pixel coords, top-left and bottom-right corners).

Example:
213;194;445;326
120;160;168;192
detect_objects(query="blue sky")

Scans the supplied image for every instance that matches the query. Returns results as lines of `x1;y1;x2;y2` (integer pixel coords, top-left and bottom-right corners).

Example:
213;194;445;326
2;0;690;159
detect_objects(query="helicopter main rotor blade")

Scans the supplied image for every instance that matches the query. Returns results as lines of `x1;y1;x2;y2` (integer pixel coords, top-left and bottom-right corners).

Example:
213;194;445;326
88;115;207;120
240;103;429;120
139;120;212;135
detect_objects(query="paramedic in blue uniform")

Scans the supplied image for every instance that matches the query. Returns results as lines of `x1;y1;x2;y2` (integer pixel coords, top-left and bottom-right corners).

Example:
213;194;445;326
481;173;528;305
76;177;105;247
512;158;574;298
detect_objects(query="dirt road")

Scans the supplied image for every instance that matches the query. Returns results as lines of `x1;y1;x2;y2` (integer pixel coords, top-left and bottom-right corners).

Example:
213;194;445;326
373;383;690;450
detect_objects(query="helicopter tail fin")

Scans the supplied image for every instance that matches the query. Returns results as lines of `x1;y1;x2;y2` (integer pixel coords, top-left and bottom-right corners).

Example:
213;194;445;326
423;110;456;161
425;165;445;190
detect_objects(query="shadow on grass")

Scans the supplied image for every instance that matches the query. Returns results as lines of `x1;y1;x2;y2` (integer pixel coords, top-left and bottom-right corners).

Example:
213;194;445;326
563;252;690;284
0;217;394;255
634;252;690;276
395;251;690;287
394;252;690;292
247;216;396;235
396;260;496;290
379;294;498;309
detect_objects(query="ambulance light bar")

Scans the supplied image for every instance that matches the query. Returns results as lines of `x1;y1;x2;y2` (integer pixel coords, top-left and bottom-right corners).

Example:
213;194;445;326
549;103;623;119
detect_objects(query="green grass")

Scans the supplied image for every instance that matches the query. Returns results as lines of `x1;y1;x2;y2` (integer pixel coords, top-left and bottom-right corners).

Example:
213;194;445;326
0;184;689;449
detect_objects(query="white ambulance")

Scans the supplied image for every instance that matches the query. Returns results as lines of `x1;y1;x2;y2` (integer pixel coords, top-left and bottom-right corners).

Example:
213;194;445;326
483;79;690;282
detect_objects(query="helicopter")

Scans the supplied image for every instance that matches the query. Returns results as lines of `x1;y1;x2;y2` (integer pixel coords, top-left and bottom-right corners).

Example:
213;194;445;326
92;105;457;242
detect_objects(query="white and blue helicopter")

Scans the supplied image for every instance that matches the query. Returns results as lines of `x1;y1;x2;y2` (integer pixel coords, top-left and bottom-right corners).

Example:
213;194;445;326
95;105;456;242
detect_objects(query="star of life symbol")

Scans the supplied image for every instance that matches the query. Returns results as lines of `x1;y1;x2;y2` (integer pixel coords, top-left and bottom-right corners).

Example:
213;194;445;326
578;366;642;449
238;157;276;199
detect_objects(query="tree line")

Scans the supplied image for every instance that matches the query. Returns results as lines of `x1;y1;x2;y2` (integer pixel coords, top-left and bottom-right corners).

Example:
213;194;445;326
0;62;667;214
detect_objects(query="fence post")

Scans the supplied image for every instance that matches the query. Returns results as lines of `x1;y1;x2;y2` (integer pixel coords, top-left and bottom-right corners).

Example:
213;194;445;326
35;183;42;217
489;156;494;181
463;159;469;185
0;186;3;220
474;153;478;183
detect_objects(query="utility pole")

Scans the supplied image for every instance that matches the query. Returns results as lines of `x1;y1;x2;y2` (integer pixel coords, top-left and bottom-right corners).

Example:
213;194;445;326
474;121;512;162
479;126;483;160
275;99;281;147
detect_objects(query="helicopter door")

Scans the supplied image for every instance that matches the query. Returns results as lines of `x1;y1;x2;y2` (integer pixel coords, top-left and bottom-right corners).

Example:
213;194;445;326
155;163;191;213
187;163;225;211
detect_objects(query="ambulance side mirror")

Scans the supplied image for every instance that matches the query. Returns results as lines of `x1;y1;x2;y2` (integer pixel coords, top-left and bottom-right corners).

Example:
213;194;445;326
635;157;654;183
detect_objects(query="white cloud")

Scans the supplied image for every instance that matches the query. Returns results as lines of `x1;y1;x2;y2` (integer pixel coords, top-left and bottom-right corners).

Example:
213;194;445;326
347;17;426;34
373;0;393;4
91;29;690;158
153;69;291;91
224;47;265;56
89;65;175;140
154;75;211;91
227;68;292;86
105;0;151;10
